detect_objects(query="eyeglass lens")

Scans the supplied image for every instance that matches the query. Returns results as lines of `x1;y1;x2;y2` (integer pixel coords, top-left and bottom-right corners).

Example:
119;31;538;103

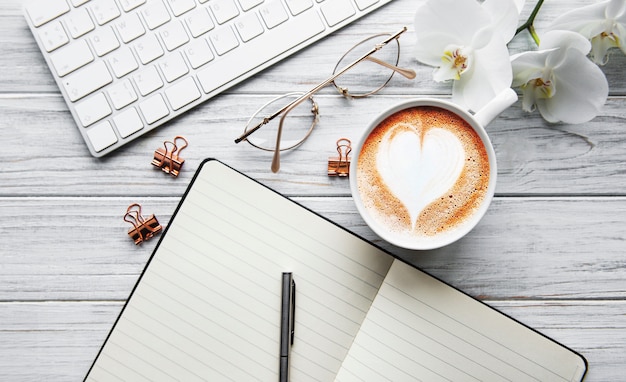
243;92;318;152
332;33;400;98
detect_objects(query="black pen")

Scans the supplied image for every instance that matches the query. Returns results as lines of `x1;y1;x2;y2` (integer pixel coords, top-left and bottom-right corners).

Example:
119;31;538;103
279;272;296;382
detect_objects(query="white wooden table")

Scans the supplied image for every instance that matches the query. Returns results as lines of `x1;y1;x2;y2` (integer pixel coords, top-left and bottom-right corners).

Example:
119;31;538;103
1;0;625;380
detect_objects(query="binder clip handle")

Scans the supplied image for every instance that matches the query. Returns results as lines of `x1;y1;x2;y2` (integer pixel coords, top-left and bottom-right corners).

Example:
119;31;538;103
152;136;188;177
328;138;352;177
172;135;188;155
124;203;162;245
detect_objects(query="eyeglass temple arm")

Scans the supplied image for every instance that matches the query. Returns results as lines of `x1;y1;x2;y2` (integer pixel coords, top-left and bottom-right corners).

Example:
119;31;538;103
365;56;416;79
271;99;303;173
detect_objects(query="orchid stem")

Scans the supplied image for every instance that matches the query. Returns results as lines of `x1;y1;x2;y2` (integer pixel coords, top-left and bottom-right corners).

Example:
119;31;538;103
515;0;544;46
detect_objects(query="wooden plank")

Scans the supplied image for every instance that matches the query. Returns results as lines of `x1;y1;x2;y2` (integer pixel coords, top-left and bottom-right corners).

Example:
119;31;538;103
0;300;623;381
1;196;625;301
1;95;625;197
2;0;625;95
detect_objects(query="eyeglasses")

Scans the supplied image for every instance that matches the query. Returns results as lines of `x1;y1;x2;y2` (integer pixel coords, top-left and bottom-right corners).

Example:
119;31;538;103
234;27;416;173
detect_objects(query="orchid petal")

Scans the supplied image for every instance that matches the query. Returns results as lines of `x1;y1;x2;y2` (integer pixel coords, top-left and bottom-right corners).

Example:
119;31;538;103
413;0;489;66
618;23;626;53
452;37;513;112
541;30;592;55
511;30;609;124
432;45;473;82
606;0;626;19
541;30;592;68
414;0;488;45
510;50;553;88
548;0;626;65
548;2;609;38
414;32;466;66
413;0;521;112
541;49;609;124
471;26;494;51
482;0;524;43
590;33;619;64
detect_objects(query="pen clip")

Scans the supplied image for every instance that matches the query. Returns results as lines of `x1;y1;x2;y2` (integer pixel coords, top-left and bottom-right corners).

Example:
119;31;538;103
290;278;296;345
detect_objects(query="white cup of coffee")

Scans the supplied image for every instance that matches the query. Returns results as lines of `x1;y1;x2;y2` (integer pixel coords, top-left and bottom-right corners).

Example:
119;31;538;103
350;89;517;250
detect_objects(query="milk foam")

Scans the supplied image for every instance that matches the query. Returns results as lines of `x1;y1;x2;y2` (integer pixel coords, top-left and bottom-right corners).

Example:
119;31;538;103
376;124;465;229
356;106;490;238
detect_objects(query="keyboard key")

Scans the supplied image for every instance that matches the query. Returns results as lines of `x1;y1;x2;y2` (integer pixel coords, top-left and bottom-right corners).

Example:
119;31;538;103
139;94;170;124
113;107;144;138
90;0;121;25
160;21;189;51
260;0;289;28
160;52;189;82
166;0;196;16
164;77;201;110
354;0;378;10
119;0;146;12
285;0;313;15
65;7;95;38
185;8;215;37
141;0;171;30
25;0;390;157
87;121;118;152
320;0;355;26
134;66;163;95
91;26;120;56
107;78;138;109
198;9;324;93
71;0;91;7
209;26;240;55
238;0;264;11
50;40;94;77
25;0;70;27
135;34;164;64
210;0;240;24
235;12;264;42
184;39;214;68
109;47;139;77
74;92;112;126
62;61;113;101
37;20;69;52
115;13;146;43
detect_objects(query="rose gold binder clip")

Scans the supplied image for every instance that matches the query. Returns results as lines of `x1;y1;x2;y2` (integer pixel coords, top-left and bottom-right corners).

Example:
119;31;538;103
152;135;188;177
328;138;352;177
124;203;162;245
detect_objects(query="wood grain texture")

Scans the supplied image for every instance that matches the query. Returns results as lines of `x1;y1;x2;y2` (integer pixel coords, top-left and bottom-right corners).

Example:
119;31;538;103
0;301;624;381
1;196;625;301
1;95;625;196
2;0;625;380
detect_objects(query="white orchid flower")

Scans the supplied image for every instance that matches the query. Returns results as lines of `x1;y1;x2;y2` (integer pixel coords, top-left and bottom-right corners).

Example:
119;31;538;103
548;0;626;65
511;30;609;124
414;0;524;112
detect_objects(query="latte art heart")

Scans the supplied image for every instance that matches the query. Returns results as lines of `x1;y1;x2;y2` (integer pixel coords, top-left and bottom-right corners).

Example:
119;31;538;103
356;106;491;241
376;124;465;228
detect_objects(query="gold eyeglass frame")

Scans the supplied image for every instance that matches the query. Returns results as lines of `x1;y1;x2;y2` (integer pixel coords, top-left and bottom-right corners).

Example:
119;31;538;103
234;27;416;173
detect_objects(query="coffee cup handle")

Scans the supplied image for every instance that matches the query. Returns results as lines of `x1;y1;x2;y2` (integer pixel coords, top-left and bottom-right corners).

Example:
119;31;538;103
473;88;518;127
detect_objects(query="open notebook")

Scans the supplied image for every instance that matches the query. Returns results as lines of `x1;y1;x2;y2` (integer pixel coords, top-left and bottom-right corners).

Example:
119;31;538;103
85;159;587;381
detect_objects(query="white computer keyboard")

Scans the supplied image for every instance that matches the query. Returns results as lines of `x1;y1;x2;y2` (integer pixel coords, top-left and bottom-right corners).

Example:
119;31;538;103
24;0;393;157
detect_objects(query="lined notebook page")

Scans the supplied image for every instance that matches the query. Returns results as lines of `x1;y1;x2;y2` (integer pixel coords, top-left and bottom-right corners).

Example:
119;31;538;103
85;160;394;381
335;260;587;382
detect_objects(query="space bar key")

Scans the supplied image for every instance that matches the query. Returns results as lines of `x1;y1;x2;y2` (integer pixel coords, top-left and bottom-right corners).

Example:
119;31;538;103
197;10;325;94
